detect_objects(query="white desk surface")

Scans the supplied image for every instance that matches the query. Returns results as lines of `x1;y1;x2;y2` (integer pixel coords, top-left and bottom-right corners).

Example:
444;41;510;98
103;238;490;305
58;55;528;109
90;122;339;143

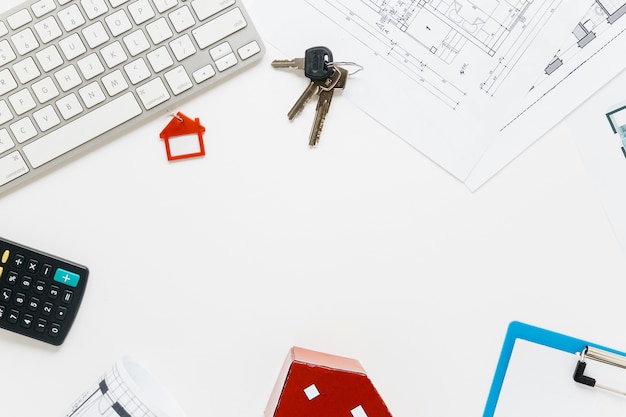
2;2;626;416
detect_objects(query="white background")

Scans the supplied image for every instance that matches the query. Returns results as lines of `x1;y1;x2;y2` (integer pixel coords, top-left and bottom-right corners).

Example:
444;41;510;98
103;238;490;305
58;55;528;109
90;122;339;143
2;1;626;417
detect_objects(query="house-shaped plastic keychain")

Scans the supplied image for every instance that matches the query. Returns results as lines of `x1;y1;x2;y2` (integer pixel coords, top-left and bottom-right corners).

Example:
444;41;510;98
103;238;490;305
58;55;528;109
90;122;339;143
159;112;206;161
265;346;393;417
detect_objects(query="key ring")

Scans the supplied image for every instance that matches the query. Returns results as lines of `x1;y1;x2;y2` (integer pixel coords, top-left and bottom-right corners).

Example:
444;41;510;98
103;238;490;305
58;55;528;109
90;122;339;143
328;61;364;76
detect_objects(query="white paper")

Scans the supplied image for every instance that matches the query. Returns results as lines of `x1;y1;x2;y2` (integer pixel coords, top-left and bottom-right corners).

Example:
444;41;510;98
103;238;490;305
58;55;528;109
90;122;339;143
494;340;626;416
248;0;588;181
465;1;626;190
566;68;626;256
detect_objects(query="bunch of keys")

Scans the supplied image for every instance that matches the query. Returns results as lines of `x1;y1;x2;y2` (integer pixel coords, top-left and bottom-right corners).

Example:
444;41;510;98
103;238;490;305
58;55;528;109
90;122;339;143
272;46;349;147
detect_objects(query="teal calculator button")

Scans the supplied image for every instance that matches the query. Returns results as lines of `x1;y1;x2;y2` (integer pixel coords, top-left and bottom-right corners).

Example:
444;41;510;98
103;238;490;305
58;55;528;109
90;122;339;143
53;269;80;287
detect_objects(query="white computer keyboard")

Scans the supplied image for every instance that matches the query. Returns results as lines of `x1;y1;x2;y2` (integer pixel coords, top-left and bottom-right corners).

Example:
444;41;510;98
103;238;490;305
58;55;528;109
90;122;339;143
0;0;264;195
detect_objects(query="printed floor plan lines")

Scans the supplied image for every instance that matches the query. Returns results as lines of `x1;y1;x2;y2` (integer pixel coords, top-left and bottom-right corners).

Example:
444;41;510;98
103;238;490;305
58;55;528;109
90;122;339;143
534;0;626;88
305;0;566;108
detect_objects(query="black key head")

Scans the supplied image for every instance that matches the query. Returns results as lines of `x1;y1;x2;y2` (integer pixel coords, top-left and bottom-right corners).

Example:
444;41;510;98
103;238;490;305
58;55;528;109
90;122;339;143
304;46;334;81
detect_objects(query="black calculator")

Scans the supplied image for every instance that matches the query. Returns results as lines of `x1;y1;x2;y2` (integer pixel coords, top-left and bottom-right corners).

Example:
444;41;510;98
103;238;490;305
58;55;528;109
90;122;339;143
0;237;88;345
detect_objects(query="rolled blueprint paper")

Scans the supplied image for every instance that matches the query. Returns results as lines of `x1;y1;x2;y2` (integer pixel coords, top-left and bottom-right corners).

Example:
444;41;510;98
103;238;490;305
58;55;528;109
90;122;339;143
62;356;187;417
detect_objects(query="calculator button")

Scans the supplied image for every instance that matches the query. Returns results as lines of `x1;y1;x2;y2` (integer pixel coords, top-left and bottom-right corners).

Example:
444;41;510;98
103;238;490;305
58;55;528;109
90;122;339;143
53;268;80;287
48;285;59;299
34;280;45;294
7;309;18;323
12;254;24;269
0;305;4;319
14;292;25;307
49;323;60;337
26;259;38;272
56;306;67;320
40;263;52;277
1;250;9;264
62;290;73;303
21;314;33;328
42;302;53;315
35;318;46;332
28;297;39;311
20;276;32;290
7;272;17;285
1;288;11;302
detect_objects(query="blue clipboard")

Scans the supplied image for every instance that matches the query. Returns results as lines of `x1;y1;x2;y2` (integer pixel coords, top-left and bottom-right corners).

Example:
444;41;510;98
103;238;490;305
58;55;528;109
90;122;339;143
484;321;626;417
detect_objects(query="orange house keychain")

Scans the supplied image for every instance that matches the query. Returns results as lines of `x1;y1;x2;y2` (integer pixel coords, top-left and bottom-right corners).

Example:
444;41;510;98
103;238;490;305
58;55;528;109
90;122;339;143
159;112;206;161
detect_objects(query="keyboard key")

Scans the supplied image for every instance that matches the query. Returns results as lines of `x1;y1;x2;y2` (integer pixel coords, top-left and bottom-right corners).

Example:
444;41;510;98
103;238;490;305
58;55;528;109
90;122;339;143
0;69;18;95
55;65;82;91
77;53;105;79
0;130;15;154
192;7;247;49
59;33;87;60
153;0;177;13
0;101;14;125
170;34;196;61
81;0;109;19
9;89;37;116
58;4;86;31
78;81;106;108
31;0;57;18
56;93;84;120
101;41;127;68
23;92;142;168
192;64;216;83
124;58;150;84
0;22;7;37
34;16;63;43
123;29;150;56
164;66;192;95
13;57;41;84
191;0;235;20
105;9;132;36
169;6;195;32
7;9;32;30
0;151;29;186
238;40;261;60
35;45;64;72
146;17;173;44
11;28;39;55
10;117;37;143
102;69;129;96
82;21;110;48
146;46;173;72
33;105;61;131
32;77;60;103
128;0;155;24
0;40;17;66
136;78;170;109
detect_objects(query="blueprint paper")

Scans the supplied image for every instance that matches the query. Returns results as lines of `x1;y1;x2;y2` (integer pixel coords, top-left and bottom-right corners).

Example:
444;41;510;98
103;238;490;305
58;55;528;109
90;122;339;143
248;1;588;181
566;68;626;256
465;1;626;190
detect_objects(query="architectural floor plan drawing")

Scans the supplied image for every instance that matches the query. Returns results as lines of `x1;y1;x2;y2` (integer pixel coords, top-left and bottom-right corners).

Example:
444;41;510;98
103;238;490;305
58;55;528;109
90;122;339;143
249;1;587;181
534;1;626;89
308;0;564;109
465;0;626;190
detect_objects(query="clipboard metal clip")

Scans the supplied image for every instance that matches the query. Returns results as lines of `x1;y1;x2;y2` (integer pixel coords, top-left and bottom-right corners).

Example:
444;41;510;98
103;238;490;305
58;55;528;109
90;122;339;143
574;346;626;396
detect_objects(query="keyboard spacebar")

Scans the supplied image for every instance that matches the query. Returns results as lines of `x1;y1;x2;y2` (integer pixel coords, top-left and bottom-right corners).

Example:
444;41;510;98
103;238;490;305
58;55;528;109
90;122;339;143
23;92;143;168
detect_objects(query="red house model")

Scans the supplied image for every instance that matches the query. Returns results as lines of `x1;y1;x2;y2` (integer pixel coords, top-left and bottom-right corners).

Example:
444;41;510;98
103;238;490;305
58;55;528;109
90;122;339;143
159;112;206;161
265;347;393;417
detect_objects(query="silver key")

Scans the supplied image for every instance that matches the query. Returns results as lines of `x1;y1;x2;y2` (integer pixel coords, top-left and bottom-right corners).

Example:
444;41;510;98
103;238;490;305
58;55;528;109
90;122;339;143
271;58;305;69
288;67;342;120
309;66;348;147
